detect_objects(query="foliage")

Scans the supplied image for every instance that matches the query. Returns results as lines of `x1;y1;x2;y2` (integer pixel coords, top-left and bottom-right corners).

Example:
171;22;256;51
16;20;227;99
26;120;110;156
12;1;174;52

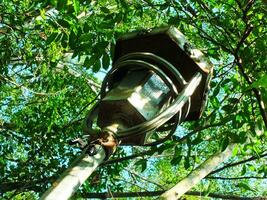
0;0;266;199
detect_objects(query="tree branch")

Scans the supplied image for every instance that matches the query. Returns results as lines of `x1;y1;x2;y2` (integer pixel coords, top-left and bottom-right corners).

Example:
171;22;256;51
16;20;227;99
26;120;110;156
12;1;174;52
102;149;153;166
125;169;165;190
0;177;54;193
0;74;59;96
55;63;100;94
231;0;267;127
235;60;267;128
160;144;235;199
235;24;253;55
209;151;267;175
80;190;265;199
207;176;267;180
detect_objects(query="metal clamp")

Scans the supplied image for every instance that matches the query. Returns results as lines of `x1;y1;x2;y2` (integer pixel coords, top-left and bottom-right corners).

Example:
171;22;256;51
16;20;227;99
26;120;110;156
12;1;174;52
69;131;118;160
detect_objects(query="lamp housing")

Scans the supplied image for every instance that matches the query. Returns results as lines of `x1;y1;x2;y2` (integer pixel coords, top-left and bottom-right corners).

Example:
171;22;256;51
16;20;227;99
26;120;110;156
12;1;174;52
90;26;213;145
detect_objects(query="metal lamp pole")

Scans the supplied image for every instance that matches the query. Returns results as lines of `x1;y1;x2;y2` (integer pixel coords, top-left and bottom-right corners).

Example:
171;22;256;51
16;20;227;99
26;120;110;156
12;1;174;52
40;146;105;200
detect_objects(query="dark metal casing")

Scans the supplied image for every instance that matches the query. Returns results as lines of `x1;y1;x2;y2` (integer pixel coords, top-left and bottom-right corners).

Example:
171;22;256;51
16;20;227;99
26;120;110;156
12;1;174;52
114;26;213;120
97;26;213;145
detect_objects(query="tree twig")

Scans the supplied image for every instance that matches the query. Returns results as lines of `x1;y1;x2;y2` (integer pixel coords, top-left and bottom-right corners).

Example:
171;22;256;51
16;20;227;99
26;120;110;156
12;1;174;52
234;60;267;128
80;190;265;199
124;169;165;190
207;176;267;180
209;151;267;175
0;75;60;96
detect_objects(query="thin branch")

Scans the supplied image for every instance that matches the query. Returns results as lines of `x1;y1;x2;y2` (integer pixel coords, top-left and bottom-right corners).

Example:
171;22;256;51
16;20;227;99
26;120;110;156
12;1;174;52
243;0;255;21
194;0;236;46
231;0;267;127
179;0;266;129
81;190;265;199
214;62;234;78
55;64;100;94
234;60;267;128
0;75;60;96
113;177;148;192
125;169;165;190
209;151;267;175
215;64;235;79
244;31;267;49
61;93;99;130
173;120;229;143
207;176;267;180
171;0;234;54
198;32;233;54
102;149;153;166
0;177;55;193
234;24;253;54
81;190;165;199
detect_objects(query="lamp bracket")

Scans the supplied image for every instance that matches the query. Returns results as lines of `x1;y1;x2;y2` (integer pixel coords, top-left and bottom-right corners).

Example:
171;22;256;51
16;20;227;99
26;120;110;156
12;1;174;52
69;131;118;159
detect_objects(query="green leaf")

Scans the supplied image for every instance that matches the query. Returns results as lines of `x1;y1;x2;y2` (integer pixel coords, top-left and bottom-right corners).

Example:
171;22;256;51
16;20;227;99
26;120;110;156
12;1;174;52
171;156;182;165
96;41;109;52
221;105;233;112
58;19;70;28
213;86;220;97
100;7;110;13
174;146;182;157
221;137;229;151
55;33;63;42
232;145;239;156
147;146;157;156
61;33;68;48
184;157;190;169
93;60;101;72
102;52;110;70
238;131;247;144
157;143;173;154
69;31;77;48
228;98;239;104
46;33;58;45
84;56;96;69
2;0;267;196
135;159;147;172
237;183;255;192
241;165;246;176
168;16;179;25
73;0;80;15
83;23;90;33
57;0;66;10
247;75;267;89
221;78;231;86
192;133;202;145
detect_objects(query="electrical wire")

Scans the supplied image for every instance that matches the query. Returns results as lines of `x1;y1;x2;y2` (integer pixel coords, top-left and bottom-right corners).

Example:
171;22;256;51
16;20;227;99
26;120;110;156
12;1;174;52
85;52;202;145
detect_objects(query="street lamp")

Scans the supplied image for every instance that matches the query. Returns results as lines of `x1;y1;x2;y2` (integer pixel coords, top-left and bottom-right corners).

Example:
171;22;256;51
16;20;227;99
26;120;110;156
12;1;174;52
85;26;212;154
41;26;213;200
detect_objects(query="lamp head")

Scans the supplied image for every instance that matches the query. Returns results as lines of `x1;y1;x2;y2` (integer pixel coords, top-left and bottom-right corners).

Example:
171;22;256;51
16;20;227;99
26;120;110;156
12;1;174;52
86;26;213;146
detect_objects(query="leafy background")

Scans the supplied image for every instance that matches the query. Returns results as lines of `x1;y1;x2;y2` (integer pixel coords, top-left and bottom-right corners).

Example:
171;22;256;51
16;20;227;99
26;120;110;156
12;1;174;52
0;0;266;199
